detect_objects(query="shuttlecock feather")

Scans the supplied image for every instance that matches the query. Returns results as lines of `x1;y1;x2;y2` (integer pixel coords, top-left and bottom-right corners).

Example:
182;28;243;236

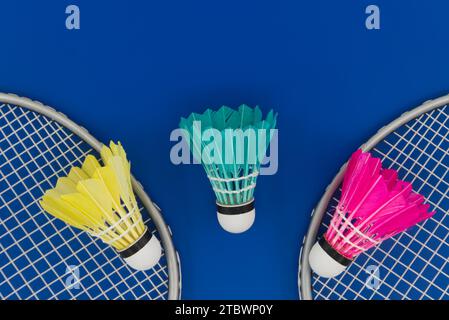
180;105;277;233
40;141;162;271
309;149;435;278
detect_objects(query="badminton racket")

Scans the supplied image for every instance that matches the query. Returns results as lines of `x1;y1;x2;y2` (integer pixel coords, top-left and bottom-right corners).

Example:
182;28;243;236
299;94;449;300
0;93;181;300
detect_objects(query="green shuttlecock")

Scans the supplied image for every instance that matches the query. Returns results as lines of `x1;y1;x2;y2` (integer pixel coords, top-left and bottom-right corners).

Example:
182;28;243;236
180;105;277;233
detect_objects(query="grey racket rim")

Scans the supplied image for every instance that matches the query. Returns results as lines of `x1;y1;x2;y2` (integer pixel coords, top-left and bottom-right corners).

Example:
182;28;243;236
298;93;449;300
0;92;181;300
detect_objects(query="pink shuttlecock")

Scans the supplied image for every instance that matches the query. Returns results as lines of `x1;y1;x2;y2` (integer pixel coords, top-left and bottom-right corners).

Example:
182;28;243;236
309;149;435;278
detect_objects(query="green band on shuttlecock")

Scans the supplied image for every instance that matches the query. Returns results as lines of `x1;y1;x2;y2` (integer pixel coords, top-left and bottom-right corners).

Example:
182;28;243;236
216;199;255;215
319;237;352;267
118;228;153;259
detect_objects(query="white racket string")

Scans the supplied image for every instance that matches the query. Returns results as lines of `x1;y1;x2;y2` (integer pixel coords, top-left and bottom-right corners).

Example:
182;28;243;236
311;105;449;300
0;102;171;300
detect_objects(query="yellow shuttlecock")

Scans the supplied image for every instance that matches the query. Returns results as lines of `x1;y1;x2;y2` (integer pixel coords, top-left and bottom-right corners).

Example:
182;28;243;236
40;141;161;271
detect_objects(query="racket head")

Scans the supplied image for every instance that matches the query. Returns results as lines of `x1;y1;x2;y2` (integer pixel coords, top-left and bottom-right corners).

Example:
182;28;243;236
0;93;181;300
299;94;449;300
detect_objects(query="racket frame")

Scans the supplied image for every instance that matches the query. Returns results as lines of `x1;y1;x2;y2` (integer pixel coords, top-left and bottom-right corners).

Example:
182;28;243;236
0;92;181;300
298;94;449;300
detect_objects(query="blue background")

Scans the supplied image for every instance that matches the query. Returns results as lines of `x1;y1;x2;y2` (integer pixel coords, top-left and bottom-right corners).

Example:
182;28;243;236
2;0;449;299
